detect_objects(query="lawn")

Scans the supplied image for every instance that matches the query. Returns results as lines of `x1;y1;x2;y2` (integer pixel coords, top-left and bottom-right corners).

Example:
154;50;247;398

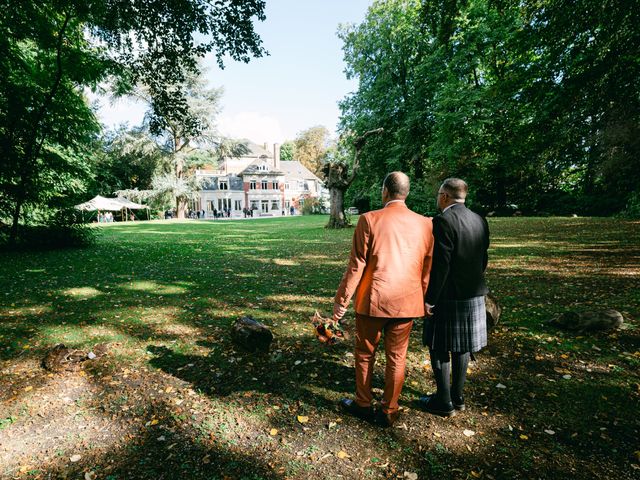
0;216;639;479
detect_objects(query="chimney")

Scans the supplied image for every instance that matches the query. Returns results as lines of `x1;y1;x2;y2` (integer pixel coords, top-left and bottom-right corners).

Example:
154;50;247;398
273;143;281;171
263;142;268;151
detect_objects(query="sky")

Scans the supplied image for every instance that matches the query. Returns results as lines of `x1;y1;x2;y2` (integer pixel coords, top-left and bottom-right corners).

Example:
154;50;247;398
95;0;373;144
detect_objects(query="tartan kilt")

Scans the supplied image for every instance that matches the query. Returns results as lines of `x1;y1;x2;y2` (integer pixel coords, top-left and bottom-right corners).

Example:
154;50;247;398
422;296;487;352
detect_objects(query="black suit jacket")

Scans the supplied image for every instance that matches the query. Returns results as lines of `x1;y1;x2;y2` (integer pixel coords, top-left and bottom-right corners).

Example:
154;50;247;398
424;203;489;304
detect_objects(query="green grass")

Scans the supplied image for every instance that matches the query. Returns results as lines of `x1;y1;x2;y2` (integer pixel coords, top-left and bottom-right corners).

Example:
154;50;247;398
0;215;639;479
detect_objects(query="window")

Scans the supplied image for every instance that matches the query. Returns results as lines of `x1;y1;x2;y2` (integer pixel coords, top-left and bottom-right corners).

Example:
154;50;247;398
271;200;279;210
234;200;242;210
285;182;290;190
250;180;257;190
218;198;230;210
272;181;278;190
219;179;228;190
251;200;259;210
207;200;215;211
261;180;268;189
261;200;269;213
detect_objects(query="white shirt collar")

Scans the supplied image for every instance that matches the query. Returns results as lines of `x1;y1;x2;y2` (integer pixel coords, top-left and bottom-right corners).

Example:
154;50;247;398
384;199;406;207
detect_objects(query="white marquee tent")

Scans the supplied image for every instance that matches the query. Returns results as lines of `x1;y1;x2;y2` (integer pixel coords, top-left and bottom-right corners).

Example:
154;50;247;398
75;195;149;221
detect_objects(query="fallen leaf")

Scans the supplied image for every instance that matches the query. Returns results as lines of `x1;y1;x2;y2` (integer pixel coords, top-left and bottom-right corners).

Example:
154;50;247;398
85;472;96;480
519;434;529;440
471;471;482;478
297;415;309;424
337;450;349;459
544;429;555;435
70;454;82;462
23;386;33;392
404;472;418;480
463;429;475;437
496;383;507;389
149;419;159;426
270;428;278;436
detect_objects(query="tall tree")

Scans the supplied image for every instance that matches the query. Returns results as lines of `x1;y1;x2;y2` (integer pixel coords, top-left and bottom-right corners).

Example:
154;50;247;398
293;126;333;175
338;0;640;215
279;141;296;161
0;0;266;243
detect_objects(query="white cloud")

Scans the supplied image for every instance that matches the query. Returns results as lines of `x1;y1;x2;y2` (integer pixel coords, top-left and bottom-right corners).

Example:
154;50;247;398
217;111;287;144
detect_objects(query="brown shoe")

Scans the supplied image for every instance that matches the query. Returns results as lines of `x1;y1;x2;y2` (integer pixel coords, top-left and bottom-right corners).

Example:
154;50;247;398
376;409;399;427
340;398;374;421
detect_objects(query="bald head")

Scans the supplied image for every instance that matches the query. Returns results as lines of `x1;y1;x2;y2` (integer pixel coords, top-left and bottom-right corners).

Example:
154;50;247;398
383;171;410;199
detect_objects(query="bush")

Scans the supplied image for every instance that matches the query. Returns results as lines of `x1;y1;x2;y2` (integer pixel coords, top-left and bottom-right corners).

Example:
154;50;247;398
0;208;99;251
301;197;327;215
621;191;640;219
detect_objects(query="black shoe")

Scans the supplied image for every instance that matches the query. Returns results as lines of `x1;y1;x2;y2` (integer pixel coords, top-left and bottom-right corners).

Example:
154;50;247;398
375;409;399;428
340;398;374;421
418;395;455;417
452;396;465;411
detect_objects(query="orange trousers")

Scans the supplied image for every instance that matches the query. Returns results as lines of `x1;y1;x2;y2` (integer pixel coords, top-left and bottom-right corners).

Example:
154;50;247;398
354;314;413;414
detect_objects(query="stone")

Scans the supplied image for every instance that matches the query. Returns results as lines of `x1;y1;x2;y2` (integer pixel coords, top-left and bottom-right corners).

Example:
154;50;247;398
546;309;624;332
231;316;273;352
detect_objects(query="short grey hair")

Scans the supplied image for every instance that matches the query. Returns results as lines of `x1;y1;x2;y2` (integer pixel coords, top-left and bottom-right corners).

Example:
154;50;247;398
383;171;410;198
441;178;468;201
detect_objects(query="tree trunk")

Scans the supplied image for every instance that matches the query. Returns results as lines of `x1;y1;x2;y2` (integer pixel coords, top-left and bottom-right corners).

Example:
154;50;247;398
326;187;348;229
176;198;187;219
9;197;24;246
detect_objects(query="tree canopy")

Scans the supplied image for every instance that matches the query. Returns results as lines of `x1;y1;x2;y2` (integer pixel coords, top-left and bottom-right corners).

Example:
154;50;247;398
338;0;640;216
0;0;266;243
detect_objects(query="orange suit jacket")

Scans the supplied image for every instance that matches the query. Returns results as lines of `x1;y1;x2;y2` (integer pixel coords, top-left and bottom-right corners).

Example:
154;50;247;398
334;201;434;318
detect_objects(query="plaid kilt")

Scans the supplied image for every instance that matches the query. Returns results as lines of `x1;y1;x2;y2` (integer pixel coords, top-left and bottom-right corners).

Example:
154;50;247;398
422;296;487;352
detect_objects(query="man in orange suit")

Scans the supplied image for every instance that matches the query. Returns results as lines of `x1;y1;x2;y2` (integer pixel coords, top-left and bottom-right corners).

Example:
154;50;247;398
333;171;434;427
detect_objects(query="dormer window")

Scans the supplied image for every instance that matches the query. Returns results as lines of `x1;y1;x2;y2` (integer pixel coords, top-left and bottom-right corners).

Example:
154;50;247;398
219;179;228;190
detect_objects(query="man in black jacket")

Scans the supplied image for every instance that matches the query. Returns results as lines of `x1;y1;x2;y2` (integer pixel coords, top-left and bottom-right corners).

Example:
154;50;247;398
420;178;490;417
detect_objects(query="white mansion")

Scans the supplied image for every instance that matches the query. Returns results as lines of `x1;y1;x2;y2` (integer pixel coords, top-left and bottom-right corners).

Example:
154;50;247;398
191;142;329;217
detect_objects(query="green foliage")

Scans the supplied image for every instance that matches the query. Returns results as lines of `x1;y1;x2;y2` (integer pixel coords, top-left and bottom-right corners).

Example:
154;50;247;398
300;197;327;215
338;0;640;215
0;208;98;251
621;191;640;219
0;0;266;243
279;141;296;161
94;126;165;196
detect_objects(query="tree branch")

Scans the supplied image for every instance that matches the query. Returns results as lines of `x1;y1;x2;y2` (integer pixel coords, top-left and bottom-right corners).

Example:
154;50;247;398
345;127;384;187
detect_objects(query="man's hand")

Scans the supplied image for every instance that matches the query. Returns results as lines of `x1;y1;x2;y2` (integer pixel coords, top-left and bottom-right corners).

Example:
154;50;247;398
425;303;434;317
333;303;347;323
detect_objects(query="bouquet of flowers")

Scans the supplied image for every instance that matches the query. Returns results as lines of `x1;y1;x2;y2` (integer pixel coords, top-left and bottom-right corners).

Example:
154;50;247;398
310;310;348;345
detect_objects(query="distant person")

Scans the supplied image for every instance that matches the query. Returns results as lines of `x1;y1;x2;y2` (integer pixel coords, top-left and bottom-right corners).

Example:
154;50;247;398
290;206;295;216
420;178;490;417
333;172;434;427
